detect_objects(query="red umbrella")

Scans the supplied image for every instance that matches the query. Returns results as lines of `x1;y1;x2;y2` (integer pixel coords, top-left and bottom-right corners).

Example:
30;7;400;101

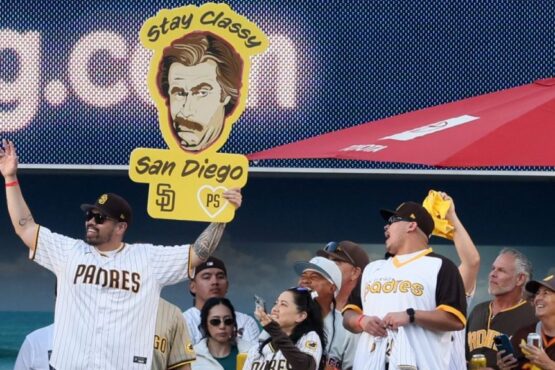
248;78;555;167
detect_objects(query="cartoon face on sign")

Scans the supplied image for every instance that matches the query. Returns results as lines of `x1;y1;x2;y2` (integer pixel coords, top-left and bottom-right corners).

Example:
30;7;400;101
156;32;243;152
129;3;268;222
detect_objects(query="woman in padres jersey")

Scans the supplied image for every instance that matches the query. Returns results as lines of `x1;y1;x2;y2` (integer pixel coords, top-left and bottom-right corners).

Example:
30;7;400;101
193;297;255;370
243;287;326;370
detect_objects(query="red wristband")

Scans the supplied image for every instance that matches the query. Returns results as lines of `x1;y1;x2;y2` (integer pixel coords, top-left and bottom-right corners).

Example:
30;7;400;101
5;180;18;188
357;314;365;329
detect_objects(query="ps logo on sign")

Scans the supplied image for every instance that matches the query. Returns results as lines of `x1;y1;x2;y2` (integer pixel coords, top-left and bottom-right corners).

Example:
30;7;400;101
197;185;229;219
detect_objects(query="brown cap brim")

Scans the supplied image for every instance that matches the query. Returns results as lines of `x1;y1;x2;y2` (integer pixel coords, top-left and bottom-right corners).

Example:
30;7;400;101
380;209;396;221
316;249;350;264
80;204;97;213
525;280;555;294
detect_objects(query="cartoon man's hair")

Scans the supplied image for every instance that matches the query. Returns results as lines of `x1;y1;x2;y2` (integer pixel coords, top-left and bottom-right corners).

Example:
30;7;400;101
157;32;243;116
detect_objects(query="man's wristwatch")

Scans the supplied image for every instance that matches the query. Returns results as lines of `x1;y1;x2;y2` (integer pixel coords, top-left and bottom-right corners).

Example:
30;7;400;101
406;308;415;323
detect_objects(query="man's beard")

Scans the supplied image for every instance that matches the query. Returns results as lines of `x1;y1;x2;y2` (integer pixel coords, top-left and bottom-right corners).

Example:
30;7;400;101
85;227;114;246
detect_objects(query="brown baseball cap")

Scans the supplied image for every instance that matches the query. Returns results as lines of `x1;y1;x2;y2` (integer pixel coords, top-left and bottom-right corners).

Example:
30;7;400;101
525;274;555;294
380;201;434;238
81;193;133;226
317;240;369;270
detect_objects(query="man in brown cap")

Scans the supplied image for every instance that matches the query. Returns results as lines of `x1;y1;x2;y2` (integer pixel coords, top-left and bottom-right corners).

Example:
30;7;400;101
317;240;369;311
348;200;467;369
0;139;242;370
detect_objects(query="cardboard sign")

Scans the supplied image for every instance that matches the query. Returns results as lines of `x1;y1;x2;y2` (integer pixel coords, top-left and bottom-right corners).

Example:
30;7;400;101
129;3;268;222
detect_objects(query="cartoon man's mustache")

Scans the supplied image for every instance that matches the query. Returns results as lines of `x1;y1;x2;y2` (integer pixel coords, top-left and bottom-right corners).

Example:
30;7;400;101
174;116;203;132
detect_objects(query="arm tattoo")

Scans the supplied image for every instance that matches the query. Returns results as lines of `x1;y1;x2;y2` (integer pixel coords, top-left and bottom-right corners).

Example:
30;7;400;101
192;222;226;260
18;214;33;227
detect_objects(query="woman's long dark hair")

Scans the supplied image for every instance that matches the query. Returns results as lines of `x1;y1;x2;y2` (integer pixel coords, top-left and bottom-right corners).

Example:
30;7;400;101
199;297;238;340
260;287;326;370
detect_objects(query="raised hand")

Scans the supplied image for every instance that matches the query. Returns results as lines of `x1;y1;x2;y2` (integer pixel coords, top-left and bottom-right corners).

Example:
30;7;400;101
0;139;19;179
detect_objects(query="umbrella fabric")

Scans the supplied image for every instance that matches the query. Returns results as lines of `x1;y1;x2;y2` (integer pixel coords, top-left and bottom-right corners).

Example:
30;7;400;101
248;78;555;167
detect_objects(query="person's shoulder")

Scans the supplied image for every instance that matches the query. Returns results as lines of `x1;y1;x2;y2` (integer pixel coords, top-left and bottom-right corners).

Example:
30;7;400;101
512;299;537;320
184;306;199;315
158;298;182;315
235;310;256;322
193;338;209;353
237;338;257;353
470;300;491;313
427;251;461;270
26;323;54;340
303;330;322;341
363;259;387;272
39;227;81;245
24;323;54;350
427;251;456;264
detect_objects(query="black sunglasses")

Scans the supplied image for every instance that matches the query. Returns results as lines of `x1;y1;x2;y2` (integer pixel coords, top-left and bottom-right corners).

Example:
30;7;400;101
85;210;112;225
209;318;234;327
324;241;356;266
387;215;413;225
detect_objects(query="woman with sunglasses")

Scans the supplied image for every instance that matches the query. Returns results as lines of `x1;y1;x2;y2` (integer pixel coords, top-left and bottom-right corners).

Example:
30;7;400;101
193;297;255;370
243;287;326;370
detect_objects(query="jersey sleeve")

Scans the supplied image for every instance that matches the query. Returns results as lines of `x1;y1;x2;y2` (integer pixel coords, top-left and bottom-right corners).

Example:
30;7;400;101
148;243;192;286
33;226;80;276
296;331;323;367
435;256;467;326
167;306;196;369
183;308;202;344
342;278;363;314
13;336;33;370
239;314;261;343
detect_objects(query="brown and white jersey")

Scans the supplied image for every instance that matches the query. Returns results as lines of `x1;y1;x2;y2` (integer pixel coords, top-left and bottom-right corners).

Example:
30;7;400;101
32;226;193;370
152;299;195;370
353;248;466;370
242;331;322;370
466;299;536;368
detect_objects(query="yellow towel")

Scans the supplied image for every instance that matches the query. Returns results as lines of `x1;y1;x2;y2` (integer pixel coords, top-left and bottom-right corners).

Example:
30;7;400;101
422;190;455;240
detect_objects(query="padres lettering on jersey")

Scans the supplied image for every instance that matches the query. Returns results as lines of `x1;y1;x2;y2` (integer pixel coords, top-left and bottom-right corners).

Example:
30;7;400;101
249;359;290;370
73;264;141;292
354;249;467;370
33;226;192;370
364;278;424;297
467;328;500;352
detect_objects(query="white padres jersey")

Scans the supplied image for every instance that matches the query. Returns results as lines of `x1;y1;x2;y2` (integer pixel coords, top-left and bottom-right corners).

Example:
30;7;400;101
242;331;322;370
354;248;466;370
14;324;54;370
449;294;474;370
32;226;193;370
183;306;260;344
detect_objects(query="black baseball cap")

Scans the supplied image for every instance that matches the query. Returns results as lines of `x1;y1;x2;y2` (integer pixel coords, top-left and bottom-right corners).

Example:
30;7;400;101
194;257;227;277
380;201;434;238
525;274;555;294
80;193;133;226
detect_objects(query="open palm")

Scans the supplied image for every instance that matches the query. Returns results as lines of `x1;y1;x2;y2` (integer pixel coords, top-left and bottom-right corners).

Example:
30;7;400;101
0;139;18;178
